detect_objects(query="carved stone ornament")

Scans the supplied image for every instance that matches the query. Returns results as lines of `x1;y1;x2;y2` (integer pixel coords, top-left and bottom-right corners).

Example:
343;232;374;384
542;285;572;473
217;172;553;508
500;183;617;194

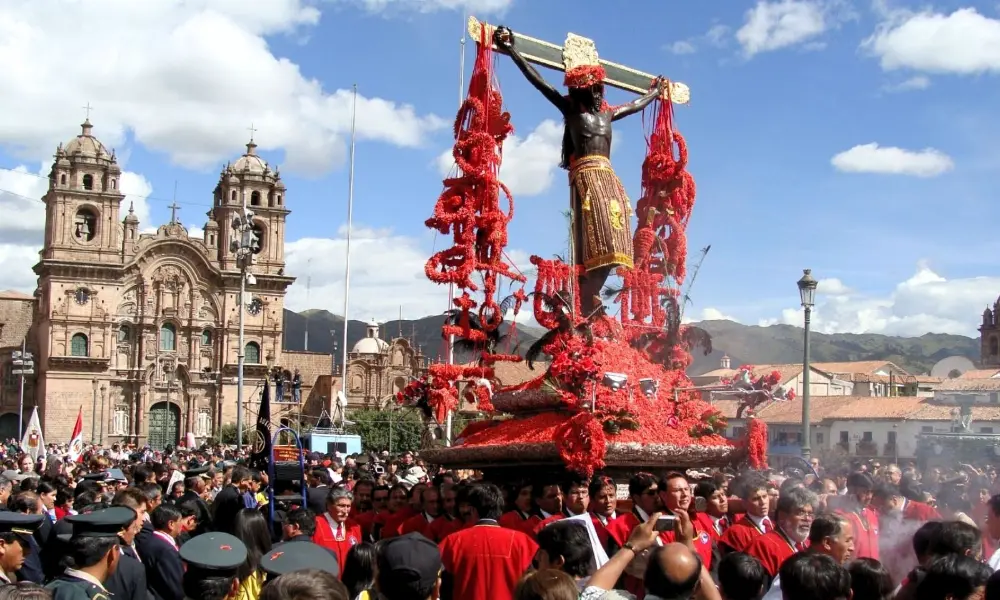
154;265;184;291
562;33;600;71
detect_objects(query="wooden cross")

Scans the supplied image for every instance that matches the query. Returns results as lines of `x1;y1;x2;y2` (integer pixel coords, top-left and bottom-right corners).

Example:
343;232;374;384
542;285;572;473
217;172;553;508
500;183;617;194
247;122;258;142
468;17;690;103
168;201;181;225
82;102;94;120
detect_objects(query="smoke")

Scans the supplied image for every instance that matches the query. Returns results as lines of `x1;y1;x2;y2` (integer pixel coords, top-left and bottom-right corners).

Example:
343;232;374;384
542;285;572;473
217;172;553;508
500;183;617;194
878;514;925;585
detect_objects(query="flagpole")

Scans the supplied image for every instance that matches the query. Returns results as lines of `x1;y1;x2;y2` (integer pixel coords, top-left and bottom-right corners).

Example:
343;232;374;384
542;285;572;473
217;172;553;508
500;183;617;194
339;84;358;424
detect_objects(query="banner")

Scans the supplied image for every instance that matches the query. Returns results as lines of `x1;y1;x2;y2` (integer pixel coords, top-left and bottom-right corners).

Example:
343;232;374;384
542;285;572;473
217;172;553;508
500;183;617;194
20;407;45;462
249;380;272;471
68;407;84;463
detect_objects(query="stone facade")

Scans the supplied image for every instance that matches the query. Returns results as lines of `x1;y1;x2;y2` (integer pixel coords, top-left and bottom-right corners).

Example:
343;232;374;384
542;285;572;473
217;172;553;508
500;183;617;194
13;120;317;448
344;321;427;408
0;291;37;438
982;302;1000;368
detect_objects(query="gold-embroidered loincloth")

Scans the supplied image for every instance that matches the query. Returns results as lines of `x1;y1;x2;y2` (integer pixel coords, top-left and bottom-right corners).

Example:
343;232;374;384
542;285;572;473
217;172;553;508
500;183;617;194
570;155;634;271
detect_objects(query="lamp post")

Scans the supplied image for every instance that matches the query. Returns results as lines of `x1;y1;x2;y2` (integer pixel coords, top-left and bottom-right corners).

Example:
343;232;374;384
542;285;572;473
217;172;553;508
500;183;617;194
91;378;99;442
797;269;818;460
164;364;177;450
99;384;107;445
231;191;260;454
12;340;34;436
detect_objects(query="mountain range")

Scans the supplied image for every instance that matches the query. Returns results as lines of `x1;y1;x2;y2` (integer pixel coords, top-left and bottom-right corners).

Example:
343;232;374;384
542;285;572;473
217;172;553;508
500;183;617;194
281;310;981;376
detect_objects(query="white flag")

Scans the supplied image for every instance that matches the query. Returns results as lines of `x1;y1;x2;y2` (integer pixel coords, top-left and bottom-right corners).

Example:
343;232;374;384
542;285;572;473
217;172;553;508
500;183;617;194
20;408;46;462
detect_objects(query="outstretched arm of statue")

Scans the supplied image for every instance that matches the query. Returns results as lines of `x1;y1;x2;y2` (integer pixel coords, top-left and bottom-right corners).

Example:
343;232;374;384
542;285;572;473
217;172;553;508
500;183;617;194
493;26;569;112
611;77;665;121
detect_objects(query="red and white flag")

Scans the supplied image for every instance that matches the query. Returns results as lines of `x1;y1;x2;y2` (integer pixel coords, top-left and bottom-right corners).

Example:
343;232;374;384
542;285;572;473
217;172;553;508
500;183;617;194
68;407;84;463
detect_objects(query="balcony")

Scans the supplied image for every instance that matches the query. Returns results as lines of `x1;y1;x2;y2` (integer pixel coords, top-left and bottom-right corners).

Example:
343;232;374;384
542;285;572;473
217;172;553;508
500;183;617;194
856;441;879;456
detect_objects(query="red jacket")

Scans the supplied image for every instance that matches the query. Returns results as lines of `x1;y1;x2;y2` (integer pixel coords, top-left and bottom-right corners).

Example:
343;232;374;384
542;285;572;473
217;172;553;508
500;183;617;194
498;510;537;535
719;514;769;553
839;507;880;560
745;530;802;577
312;516;362;579
903;499;941;522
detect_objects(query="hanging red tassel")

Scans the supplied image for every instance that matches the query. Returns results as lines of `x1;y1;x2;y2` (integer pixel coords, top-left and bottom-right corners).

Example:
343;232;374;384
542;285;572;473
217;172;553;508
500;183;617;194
746;417;769;470
424;24;527;370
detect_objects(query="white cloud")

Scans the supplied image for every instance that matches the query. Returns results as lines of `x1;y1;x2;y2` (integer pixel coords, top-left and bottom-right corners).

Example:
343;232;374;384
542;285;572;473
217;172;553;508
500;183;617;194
668;41;697;55
354;0;512;14
283;225;532;322
758;263;1000;337
864;8;1000;75
706;24;731;47
0;1;446;176
883;76;931;92
436;120;563;197
831;143;954;177
736;0;848;57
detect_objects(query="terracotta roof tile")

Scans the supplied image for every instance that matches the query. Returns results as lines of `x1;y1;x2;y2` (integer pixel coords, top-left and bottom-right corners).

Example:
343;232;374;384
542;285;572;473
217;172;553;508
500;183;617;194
697;364;803;386
910;404;1000;421
753;395;859;424
957;369;1000;380
915;376;943;384
0;289;32;300
935;378;1000;392
710;399;741;419
812;361;907;376
716;396;995;423
823;396;926;420
462;360;549;387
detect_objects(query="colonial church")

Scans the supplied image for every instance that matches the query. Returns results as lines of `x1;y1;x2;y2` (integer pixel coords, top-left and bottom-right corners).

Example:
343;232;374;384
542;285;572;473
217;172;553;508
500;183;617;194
0;119;333;447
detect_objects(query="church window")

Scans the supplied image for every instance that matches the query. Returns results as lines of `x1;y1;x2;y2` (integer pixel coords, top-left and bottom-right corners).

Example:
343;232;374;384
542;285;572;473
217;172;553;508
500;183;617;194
245;342;261;364
111;405;129;436
277;194;282;205
118;324;130;343
251;224;265;254
71;333;89;357
250;191;261;206
59;174;67;186
231;190;237;202
990;336;998;356
73;208;98;242
201;330;212;346
82;174;94;190
160;323;177;352
111;178;116;190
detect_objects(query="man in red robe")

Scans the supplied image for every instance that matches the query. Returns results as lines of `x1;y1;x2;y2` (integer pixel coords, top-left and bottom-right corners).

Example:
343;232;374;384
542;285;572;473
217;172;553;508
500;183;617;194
720;479;772;553
745;486;818;580
439;482;537;600
399;485;442;539
312;486;362;579
532;478;591;537
828;472;880;560
761;512;855;600
872;484;941;522
381;484;422;540
497;482;535;534
428;482;465;543
606;472;661;547
588;476;619;550
693;480;730;542
353;484;389;542
655;473;714;568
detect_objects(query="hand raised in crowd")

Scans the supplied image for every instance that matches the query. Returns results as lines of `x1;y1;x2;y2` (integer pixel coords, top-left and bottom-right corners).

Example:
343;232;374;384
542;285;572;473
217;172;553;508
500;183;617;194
673;507;695;544
626;511;663;554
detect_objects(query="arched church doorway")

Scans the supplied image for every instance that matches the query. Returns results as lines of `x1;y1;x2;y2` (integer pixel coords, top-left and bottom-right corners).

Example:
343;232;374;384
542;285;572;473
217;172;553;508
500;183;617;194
148;402;180;450
0;413;19;440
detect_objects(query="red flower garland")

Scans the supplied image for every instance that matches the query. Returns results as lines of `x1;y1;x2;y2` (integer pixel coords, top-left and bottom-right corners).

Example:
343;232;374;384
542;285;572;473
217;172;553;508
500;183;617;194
747;417;768;469
554;412;607;476
564;65;606;89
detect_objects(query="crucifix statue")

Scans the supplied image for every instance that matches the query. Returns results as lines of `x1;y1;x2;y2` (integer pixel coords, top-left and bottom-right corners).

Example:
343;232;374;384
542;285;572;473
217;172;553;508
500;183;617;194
168;201;181;225
474;18;689;316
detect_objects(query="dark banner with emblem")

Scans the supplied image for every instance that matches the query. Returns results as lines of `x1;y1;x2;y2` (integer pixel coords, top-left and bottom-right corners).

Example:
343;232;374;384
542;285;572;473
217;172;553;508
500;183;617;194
250;379;272;471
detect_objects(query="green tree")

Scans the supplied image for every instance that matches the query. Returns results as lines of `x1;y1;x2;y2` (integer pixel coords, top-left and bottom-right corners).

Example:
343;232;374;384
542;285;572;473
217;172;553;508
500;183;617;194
345;409;424;454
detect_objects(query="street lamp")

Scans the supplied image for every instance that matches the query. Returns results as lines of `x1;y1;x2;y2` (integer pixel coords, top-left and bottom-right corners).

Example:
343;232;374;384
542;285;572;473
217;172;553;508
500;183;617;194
91;378;99;442
797;268;818;460
11;341;34;436
231;192;260;454
99;384;107;445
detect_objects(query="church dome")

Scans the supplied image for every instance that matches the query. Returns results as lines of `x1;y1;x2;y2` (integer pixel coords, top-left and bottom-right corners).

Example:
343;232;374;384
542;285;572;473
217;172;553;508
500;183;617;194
352;319;390;354
231;140;269;174
64;120;112;161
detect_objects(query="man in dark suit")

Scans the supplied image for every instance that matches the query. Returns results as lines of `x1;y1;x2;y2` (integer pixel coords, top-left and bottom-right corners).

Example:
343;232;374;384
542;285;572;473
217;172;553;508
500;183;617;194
9;490;46;583
176;467;213;536
139;505;184;600
45;507;135;600
211;466;251;536
106;491;149;600
306;469;333;516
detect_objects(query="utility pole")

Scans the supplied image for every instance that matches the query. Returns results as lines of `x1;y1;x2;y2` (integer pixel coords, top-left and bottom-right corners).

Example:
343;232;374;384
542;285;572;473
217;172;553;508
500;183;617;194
12;341;34;436
231;188;260;452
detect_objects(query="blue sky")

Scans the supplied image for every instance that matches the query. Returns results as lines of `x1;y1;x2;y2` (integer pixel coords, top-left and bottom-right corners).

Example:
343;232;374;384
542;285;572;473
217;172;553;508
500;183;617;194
0;0;998;336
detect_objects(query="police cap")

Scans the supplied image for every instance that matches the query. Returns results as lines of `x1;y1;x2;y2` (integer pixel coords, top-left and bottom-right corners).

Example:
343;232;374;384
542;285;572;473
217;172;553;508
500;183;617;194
179;532;247;575
64;507;136;538
260;541;339;577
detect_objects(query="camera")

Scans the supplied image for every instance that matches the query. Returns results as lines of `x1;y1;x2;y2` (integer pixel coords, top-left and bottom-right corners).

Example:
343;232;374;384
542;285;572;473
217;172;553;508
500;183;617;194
654;515;677;532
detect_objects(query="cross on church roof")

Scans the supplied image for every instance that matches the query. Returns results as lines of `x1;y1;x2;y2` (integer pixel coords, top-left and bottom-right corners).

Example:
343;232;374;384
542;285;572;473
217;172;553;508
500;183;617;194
168;201;181;225
247;122;258;143
82;102;93;120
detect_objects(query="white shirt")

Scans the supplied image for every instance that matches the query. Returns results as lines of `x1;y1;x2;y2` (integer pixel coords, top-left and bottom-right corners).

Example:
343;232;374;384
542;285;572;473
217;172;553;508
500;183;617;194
989;547;1000;571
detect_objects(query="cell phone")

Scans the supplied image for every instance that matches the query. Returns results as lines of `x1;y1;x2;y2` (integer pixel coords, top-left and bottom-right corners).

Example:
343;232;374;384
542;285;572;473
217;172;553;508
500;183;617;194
654;515;677;532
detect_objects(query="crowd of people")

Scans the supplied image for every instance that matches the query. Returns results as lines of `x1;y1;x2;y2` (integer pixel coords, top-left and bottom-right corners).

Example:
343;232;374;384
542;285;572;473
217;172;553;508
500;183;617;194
0;441;998;600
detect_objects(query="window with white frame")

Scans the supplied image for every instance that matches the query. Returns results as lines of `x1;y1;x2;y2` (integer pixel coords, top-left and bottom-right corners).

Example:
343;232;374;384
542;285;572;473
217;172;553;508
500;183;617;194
111;405;129;436
196;408;212;437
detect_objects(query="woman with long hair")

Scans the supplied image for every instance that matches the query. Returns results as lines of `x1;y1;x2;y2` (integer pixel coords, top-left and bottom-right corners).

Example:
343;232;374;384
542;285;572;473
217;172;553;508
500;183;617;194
233;508;273;600
341;543;376;600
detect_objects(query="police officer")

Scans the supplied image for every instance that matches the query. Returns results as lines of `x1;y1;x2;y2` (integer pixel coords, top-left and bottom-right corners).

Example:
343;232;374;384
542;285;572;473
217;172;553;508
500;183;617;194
45;507;135;600
260;539;340;579
178;532;247;600
0;513;44;583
